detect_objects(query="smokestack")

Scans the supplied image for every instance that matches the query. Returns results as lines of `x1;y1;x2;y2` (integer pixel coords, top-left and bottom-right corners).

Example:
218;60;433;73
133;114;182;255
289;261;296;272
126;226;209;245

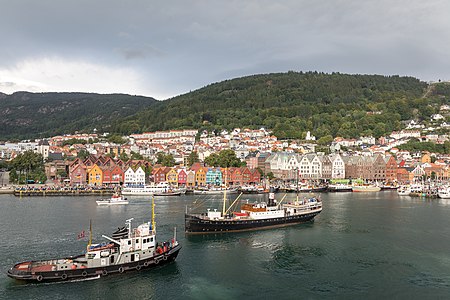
268;187;275;206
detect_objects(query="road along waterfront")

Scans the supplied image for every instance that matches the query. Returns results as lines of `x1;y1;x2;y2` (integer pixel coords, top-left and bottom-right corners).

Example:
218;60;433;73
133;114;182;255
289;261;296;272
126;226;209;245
1;192;450;299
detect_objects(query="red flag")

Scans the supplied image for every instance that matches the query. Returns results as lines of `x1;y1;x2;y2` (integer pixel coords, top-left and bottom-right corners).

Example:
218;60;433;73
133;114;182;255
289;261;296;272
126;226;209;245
77;230;86;239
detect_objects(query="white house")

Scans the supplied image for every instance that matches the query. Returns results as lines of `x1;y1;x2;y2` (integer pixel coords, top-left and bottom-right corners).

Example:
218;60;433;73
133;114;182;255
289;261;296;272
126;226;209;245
298;153;322;179
124;166;146;186
329;154;345;179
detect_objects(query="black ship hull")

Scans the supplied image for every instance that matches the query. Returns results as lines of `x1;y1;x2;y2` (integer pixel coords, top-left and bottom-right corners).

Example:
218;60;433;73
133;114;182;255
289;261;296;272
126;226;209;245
185;211;321;234
7;244;181;283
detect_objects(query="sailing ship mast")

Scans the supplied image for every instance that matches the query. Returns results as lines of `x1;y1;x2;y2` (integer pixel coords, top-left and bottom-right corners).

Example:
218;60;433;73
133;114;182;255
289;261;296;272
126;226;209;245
296;167;299;203
222;167;227;216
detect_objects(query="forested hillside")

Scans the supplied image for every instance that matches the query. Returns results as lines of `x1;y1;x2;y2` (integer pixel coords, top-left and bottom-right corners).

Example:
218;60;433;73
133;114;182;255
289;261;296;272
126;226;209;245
0;92;157;140
113;72;445;140
1;72;448;141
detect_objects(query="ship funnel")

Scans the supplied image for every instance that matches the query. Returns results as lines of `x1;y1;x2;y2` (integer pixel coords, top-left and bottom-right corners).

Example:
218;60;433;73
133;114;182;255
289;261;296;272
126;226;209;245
268;187;275;206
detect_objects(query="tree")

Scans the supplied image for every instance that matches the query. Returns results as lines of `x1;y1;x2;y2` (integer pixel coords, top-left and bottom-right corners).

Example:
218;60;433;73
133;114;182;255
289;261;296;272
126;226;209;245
187;151;199;167
9;169;18;183
10;151;45;184
119;152;129;162
317;135;333;145
204;153;219;167
156;152;175;167
217;149;244;168
107;134;127;144
77;149;90;159
131;151;144;160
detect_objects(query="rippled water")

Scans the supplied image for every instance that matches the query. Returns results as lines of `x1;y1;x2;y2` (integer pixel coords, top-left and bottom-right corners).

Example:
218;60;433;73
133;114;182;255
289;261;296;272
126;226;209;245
1;192;450;299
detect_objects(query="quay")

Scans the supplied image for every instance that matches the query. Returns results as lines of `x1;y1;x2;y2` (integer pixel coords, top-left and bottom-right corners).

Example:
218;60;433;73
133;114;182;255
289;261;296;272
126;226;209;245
14;189;115;197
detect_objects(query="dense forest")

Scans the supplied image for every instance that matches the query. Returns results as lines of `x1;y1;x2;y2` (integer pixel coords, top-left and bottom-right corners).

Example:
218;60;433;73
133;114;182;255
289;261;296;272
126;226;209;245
112;72;447;140
0;92;157;140
1;72;449;141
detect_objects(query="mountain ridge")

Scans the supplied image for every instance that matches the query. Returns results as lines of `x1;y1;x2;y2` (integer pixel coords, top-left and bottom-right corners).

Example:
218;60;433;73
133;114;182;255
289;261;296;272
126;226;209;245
1;72;448;141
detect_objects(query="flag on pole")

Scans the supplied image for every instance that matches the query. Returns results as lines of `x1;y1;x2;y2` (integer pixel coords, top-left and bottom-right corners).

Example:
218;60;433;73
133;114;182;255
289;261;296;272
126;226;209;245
77;230;86;239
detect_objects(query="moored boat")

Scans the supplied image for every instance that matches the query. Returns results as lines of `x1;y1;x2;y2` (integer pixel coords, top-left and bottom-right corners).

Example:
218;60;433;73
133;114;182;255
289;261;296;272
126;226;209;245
7;198;181;282
397;185;411;196
327;184;353;192
193;187;239;195
96;193;129;205
185;187;322;234
121;182;171;196
352;185;381;192
154;191;182;196
438;186;450;199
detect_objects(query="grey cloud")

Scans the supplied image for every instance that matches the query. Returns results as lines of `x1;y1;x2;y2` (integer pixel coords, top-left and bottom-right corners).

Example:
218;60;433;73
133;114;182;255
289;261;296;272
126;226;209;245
1;0;450;98
0;82;16;87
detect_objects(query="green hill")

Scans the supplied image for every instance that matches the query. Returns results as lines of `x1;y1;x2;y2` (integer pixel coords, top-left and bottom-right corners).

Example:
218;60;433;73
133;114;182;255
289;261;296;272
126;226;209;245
1;72;448;141
0;92;158;140
113;72;446;139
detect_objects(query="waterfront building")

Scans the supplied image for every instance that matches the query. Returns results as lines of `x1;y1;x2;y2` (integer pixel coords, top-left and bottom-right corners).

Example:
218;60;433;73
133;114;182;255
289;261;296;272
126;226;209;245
102;165;124;185
69;163;87;185
186;170;195;187
319;155;332;180
330;154;345;179
88;164;103;186
177;169;187;186
124;166;146;186
206;168;222;185
385;156;398;183
195;167;207;186
166;168;178;186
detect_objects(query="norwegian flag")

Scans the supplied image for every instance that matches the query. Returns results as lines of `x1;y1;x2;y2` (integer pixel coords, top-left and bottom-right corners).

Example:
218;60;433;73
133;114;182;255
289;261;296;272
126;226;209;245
77;230;86;240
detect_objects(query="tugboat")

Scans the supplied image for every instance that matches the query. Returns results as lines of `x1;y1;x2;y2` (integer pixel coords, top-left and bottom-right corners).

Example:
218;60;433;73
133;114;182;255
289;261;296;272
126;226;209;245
185;187;322;234
7;197;181;282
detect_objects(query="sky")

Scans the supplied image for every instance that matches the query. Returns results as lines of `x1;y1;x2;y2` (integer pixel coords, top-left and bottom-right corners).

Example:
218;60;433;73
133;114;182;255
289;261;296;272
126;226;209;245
1;0;450;100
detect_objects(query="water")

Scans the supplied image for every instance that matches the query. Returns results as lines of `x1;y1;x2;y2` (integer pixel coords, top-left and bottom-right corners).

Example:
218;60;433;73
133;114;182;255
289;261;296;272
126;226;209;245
1;192;450;299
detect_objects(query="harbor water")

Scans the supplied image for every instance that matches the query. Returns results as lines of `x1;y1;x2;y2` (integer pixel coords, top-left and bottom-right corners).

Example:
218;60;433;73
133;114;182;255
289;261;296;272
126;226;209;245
1;192;450;299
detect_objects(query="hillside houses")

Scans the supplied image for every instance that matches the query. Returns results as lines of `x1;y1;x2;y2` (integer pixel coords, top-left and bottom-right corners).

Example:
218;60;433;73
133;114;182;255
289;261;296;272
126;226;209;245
3;123;450;188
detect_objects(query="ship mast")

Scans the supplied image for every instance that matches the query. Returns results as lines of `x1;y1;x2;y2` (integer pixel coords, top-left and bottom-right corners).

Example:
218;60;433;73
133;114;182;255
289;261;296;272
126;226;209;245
88;219;92;247
222;167;227;216
296;167;299;203
151;195;156;232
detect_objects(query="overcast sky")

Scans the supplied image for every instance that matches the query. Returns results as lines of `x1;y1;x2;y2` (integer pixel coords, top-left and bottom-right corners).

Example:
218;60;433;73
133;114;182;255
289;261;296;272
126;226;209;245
1;0;449;99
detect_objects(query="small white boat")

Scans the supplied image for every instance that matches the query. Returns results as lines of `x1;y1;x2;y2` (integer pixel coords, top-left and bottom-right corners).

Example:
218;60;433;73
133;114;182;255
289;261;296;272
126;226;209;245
96;193;129;205
397;185;411;196
438;187;450;199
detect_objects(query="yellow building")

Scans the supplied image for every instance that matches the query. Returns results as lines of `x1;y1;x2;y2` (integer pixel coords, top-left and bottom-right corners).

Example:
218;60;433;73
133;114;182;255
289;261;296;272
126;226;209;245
88;164;103;186
166;168;178;186
195;168;207;186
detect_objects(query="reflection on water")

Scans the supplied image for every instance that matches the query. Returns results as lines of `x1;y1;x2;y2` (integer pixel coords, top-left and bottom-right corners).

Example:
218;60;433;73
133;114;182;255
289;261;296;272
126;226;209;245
2;192;450;299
